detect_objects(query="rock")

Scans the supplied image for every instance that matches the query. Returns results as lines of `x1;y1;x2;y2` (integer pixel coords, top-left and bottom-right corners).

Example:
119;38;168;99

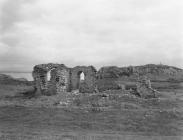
97;64;183;81
136;76;157;98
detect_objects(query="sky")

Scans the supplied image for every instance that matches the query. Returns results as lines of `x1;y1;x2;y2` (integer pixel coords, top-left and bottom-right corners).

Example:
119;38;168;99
0;0;183;73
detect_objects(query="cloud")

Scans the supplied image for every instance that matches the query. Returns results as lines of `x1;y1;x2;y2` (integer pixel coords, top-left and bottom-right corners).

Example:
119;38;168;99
0;0;37;32
0;0;182;72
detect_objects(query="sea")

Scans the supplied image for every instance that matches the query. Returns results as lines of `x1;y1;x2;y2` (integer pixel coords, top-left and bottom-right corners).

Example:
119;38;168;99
0;72;33;81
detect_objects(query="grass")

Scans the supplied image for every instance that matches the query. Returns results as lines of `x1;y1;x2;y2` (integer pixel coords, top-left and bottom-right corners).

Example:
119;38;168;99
0;84;34;97
0;106;182;139
0;82;183;139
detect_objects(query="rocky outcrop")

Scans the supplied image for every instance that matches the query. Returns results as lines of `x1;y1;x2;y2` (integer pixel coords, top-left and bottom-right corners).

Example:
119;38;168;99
97;66;134;79
96;64;183;92
97;64;183;82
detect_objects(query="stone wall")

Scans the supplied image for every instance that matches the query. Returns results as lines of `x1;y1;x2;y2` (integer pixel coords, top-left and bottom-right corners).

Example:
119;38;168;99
32;64;97;95
71;66;97;93
32;67;47;95
32;63;71;95
47;67;71;95
32;63;162;97
136;76;156;98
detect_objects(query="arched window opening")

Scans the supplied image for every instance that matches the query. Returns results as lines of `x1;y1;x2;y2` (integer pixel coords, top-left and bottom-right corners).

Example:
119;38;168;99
47;69;55;81
76;71;86;89
47;71;51;81
80;72;85;81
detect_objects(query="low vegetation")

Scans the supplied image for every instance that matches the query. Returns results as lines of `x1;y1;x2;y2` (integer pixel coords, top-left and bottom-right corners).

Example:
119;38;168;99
0;72;183;139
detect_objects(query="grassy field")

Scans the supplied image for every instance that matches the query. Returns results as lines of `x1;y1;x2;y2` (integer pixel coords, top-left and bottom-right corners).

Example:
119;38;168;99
0;82;183;140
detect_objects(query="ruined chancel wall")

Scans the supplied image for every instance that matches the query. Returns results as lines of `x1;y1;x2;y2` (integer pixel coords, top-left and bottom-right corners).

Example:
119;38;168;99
32;63;97;95
47;67;71;95
71;66;97;93
32;63;71;95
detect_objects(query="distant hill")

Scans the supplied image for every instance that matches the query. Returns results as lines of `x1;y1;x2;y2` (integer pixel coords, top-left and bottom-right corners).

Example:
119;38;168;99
97;64;183;82
0;74;33;85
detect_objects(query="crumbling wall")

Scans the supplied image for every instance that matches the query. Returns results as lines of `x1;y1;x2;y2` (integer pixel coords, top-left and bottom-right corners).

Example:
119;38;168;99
32;64;97;95
96;66;134;91
32;67;47;95
71;66;97;93
136;76;157;98
32;63;70;95
97;66;134;79
47;67;71;95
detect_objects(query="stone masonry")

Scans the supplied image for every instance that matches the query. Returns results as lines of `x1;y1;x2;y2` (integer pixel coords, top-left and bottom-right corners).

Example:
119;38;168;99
136;76;157;98
32;63;97;95
32;63;158;98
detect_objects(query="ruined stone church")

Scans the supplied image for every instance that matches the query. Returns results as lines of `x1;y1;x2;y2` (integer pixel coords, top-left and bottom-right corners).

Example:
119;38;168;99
32;63;97;95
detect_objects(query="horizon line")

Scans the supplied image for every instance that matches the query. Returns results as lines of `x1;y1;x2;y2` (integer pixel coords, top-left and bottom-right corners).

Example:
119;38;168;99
0;71;32;73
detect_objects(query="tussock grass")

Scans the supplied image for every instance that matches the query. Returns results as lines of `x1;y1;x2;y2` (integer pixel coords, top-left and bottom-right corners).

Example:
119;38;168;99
0;83;183;138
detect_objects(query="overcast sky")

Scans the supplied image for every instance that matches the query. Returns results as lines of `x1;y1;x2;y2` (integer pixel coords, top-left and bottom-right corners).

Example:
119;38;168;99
0;0;183;72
